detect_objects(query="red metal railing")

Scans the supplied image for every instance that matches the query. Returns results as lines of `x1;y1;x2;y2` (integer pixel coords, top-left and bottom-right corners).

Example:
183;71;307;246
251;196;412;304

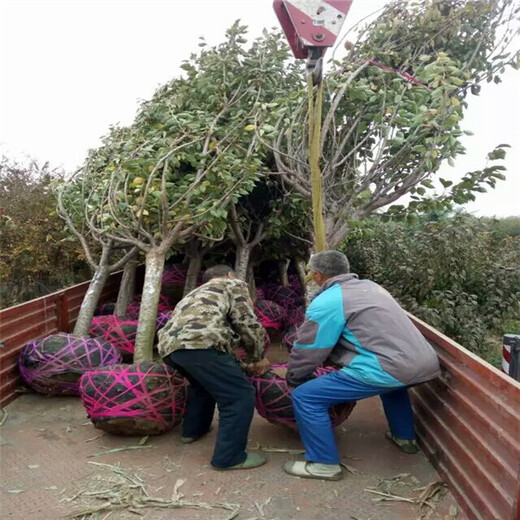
0;280;518;519
0;272;122;408
409;314;520;520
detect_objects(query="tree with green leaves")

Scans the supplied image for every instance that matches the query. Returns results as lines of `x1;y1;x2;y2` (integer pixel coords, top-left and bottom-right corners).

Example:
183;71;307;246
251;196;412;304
80;24;303;361
56;172;138;336
270;0;519;247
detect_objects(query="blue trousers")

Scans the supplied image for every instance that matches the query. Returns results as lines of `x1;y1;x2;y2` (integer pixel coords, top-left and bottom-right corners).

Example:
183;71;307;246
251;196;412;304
164;349;255;468
291;369;415;464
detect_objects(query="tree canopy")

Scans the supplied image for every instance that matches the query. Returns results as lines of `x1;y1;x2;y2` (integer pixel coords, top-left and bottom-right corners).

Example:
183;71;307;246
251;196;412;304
270;0;519;246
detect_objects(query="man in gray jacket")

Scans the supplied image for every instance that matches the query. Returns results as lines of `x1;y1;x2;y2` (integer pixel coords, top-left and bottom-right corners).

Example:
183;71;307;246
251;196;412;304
279;251;440;481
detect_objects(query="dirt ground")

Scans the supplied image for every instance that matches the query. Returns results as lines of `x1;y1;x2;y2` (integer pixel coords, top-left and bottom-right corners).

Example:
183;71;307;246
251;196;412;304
1;346;466;520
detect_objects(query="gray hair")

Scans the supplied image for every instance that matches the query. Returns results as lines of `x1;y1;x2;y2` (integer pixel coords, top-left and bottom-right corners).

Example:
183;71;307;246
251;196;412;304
309;251;350;277
202;265;235;283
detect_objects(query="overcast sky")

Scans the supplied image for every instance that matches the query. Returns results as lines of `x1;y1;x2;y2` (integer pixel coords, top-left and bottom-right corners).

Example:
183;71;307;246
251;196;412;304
1;0;518;216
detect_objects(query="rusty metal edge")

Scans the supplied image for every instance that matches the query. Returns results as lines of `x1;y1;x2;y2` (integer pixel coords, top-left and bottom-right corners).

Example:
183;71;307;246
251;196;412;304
0;270;125;407
409;315;520;520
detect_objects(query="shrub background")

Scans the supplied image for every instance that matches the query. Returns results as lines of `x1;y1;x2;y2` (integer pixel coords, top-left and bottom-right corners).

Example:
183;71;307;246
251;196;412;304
0;157;91;308
343;213;520;367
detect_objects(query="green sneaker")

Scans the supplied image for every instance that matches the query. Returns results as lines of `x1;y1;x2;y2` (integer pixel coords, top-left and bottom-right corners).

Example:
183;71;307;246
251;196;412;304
386;432;420;454
180;425;213;444
212;453;267;471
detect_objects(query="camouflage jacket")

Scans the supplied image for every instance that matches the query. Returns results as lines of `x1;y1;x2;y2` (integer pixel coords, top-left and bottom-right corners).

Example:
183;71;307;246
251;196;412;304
157;277;265;362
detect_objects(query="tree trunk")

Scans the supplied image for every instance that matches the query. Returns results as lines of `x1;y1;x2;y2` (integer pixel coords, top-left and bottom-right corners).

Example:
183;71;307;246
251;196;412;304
294;258;308;308
279;259;290;287
115;259;139;315
183;254;203;296
73;267;110;336
246;262;256;299
134;249;166;363
234;245;251;281
306;279;321;305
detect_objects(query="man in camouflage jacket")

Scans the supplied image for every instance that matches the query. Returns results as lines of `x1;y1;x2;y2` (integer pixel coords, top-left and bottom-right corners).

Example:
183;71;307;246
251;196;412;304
158;265;269;470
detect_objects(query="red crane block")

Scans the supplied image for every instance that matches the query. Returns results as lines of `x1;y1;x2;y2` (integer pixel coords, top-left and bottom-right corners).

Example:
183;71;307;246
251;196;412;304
273;0;353;58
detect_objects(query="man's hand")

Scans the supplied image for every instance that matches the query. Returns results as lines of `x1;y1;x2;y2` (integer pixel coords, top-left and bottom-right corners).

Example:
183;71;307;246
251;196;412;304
271;366;288;379
249;357;270;376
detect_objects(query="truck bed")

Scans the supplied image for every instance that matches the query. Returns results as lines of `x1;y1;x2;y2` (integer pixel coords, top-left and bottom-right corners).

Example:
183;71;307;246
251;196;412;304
1;354;464;520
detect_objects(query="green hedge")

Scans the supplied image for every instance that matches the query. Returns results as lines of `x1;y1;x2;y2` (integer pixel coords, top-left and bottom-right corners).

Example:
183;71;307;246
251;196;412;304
343;215;520;367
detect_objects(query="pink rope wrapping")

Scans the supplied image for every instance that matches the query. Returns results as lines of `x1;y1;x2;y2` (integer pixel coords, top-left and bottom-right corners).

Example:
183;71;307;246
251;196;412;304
249;363;356;428
257;283;277;301
156;310;173;331
89;315;138;356
285;306;305;327
282;325;299;351
18;333;122;395
288;274;301;287
126;294;172;319
254;300;286;330
270;285;304;313
255;288;266;301
79;361;188;431
235;329;271;361
162;264;188;286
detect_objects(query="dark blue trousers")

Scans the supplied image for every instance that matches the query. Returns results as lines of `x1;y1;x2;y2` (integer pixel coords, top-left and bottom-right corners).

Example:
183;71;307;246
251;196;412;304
291;369;415;464
164;348;255;468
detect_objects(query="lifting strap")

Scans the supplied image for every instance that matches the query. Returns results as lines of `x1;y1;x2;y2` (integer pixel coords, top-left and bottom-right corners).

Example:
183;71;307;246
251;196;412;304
307;73;327;253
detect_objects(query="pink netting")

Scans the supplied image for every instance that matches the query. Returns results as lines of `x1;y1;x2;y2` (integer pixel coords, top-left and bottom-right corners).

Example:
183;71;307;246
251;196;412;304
126;294;172;319
285;306;305;327
235;329;271;361
249;363;356;428
162;264;188;286
79;361;188;435
89;315;138;357
257;283;277;301
270;285;304;311
254;299;286;329
18;333;122;396
282;324;299;351
255;288;266;301
156;310;173;331
288;274;301;287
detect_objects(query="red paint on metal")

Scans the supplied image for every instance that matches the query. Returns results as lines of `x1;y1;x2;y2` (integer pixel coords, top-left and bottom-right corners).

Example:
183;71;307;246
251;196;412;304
0;272;124;408
408;313;520;520
323;0;353;14
56;292;70;332
273;0;353;58
283;3;338;47
273;0;307;58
